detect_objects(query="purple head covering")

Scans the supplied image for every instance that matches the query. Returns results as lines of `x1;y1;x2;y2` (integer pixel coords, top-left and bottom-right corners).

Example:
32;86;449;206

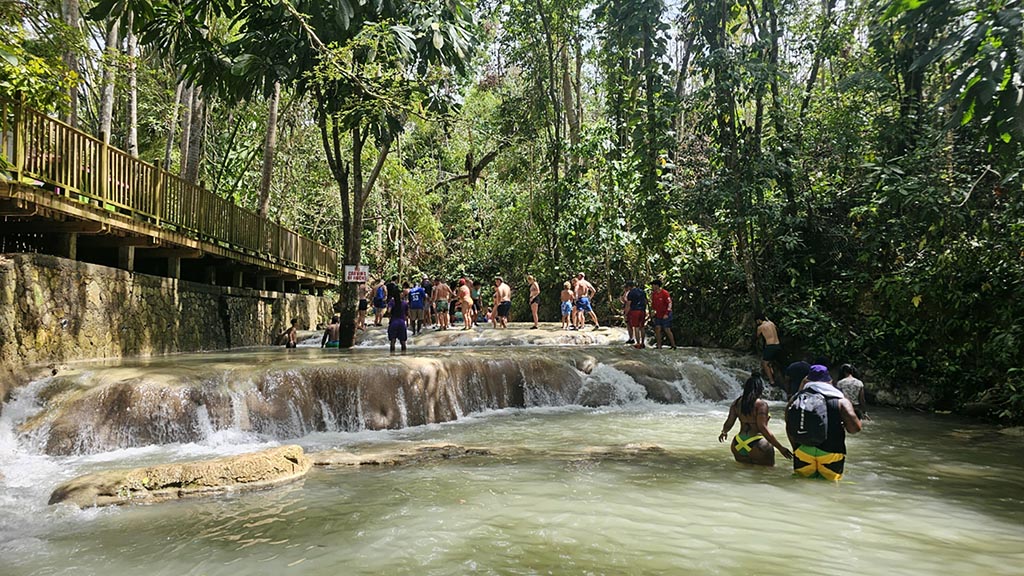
807;365;831;382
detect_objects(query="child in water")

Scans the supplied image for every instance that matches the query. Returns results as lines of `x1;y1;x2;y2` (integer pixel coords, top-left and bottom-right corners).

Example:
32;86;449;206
281;318;299;348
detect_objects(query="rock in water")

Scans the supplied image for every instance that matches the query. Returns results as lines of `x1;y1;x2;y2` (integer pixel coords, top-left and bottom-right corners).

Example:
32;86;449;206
48;445;312;508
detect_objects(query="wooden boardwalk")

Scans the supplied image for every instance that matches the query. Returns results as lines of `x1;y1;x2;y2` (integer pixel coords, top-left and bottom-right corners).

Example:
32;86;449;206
0;98;337;291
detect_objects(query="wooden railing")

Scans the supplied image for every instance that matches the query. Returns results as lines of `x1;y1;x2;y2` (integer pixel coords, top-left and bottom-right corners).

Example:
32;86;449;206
0;98;338;280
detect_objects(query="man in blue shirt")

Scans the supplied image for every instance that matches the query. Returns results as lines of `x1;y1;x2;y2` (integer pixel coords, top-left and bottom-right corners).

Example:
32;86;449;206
407;281;427;335
624;281;647;349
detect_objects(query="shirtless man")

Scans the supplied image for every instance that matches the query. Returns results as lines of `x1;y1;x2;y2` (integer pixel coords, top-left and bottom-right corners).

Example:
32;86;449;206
755;313;781;385
432;277;453;331
321;315;341;348
356;282;369;330
574;273;600;330
492;277;512;329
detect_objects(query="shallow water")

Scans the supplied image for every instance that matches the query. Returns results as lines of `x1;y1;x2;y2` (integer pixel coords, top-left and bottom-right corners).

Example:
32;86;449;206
2;341;1024;575
3;408;1024;574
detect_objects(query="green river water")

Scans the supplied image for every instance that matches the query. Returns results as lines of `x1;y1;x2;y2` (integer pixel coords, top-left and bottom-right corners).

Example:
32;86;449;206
1;345;1023;575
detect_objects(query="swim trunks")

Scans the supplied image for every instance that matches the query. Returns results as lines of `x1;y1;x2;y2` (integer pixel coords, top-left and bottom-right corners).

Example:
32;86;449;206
652;314;672;328
627;309;646;328
793;445;845;481
497;301;511;318
734;433;765;455
762;343;781;360
373;298;385;310
358;299;369;311
435;300;449;313
325;341;340;348
530;295;540;306
577;297;593;312
561;301;572;316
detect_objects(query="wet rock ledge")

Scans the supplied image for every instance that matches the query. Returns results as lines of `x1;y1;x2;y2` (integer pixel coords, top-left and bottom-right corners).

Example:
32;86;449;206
49;445;312;508
49;442;675;508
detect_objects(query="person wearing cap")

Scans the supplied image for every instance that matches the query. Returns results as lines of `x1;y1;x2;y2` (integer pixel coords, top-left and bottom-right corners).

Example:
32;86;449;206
786;365;862;481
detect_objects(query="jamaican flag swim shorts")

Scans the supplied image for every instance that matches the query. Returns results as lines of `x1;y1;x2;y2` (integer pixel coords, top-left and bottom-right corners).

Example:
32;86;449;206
793;445;845;481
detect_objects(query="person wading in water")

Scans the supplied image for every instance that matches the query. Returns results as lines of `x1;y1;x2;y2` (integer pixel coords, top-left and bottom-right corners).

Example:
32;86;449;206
719;374;793;466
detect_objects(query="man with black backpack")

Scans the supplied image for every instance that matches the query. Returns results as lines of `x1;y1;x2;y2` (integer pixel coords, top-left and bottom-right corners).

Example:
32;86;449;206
785;364;862;481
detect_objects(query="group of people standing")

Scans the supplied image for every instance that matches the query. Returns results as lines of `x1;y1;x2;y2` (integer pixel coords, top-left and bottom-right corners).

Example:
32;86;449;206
558;273;601;331
718;314;870;481
620;279;676;350
352;275;518;352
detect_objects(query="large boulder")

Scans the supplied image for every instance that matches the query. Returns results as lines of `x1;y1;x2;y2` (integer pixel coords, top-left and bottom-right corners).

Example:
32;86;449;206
49;445;312;507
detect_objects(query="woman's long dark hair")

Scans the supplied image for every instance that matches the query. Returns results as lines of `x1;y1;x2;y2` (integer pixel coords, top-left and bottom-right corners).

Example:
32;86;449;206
740;374;764;415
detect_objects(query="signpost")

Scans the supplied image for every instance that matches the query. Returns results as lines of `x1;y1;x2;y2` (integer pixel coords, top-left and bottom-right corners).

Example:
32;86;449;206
343;264;369;283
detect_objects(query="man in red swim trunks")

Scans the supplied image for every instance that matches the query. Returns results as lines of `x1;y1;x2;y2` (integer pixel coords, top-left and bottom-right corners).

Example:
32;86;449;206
624;280;647;349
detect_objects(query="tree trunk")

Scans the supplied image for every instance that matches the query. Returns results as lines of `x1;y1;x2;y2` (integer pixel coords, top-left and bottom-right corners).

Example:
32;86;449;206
126;13;139;157
317;93;392;348
561;46;580;150
706;0;760;313
184;86;205;184
164;80;184;168
258;82;281;218
62;0;80;128
179;84;193;175
765;0;795;212
798;0;837;120
98;17;120;144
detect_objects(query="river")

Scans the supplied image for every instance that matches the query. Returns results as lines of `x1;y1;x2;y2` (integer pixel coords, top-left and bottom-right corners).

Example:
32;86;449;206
1;337;1023;575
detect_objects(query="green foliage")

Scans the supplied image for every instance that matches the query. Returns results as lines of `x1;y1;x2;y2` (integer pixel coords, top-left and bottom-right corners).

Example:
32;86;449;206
0;6;77;111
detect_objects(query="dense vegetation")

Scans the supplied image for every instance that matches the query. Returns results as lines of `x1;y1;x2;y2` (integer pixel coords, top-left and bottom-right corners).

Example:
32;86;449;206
3;0;1022;421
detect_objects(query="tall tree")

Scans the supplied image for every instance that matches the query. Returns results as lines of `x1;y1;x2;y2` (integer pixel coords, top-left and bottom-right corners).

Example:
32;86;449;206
95;0;479;345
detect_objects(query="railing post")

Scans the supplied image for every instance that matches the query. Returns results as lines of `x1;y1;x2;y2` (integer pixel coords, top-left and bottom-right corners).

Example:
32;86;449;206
14;93;25;182
99;132;109;205
153;160;164;226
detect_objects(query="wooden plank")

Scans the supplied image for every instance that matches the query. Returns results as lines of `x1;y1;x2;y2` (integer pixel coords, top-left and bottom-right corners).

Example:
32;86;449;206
79;235;161;247
0;221;107;234
138;248;203;259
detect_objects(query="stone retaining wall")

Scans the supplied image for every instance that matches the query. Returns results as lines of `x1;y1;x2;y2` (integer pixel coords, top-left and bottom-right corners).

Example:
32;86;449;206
0;253;334;397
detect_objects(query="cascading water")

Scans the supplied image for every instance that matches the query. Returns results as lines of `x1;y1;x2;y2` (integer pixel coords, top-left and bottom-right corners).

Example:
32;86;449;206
6;346;748;457
1;338;1024;575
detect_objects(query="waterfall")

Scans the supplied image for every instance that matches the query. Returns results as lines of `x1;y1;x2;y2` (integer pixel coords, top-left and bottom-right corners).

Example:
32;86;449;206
4;348;750;456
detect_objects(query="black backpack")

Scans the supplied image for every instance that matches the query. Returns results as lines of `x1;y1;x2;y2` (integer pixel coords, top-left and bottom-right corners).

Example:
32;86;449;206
786;387;830;446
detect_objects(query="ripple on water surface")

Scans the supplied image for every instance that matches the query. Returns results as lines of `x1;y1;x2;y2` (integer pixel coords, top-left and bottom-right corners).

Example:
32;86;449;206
1;405;1022;576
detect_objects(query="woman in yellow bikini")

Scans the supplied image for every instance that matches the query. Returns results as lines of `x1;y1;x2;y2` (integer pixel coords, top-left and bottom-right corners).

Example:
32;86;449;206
719;374;793;466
